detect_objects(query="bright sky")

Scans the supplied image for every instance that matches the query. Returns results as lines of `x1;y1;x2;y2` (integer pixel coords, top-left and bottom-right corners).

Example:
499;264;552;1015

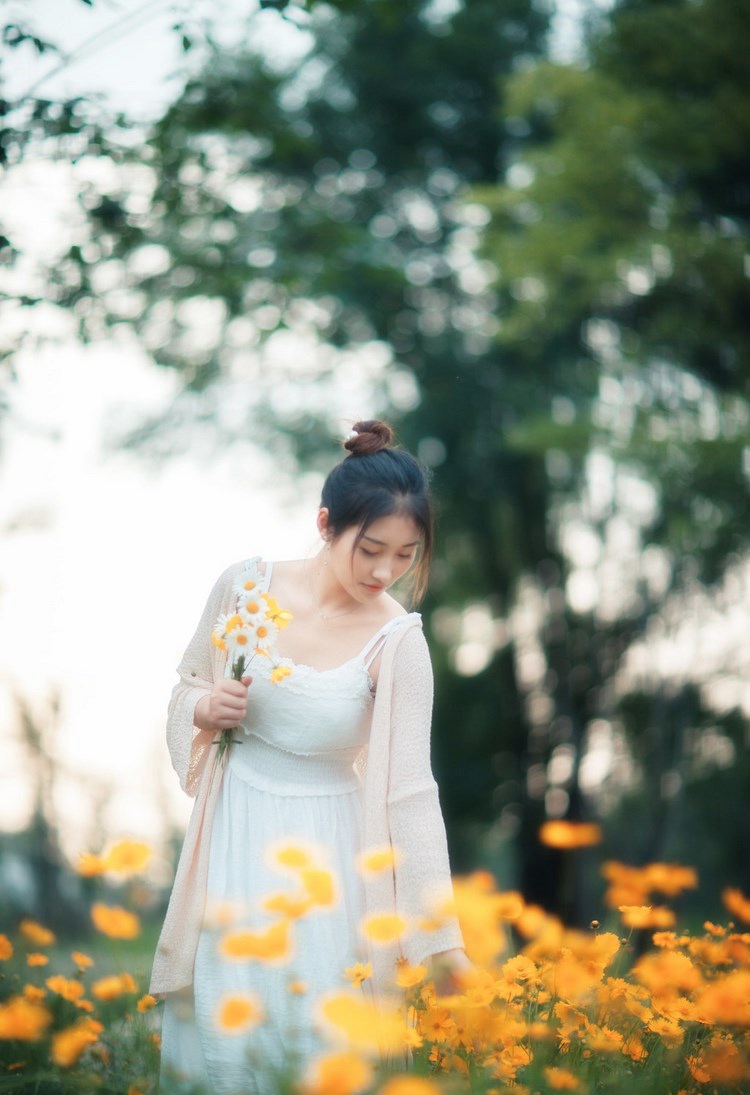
0;1;331;862
0;334;323;858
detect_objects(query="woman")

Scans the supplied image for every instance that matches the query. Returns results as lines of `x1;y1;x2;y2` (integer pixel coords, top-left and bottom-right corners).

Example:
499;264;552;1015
152;420;466;1093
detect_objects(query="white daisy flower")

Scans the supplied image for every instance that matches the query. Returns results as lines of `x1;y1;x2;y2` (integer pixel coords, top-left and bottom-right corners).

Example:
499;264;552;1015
224;619;256;658
231;564;263;599
253;615;278;651
238;595;267;628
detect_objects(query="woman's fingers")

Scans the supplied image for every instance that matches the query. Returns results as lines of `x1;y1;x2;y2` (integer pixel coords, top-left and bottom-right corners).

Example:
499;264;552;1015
209;677;252;727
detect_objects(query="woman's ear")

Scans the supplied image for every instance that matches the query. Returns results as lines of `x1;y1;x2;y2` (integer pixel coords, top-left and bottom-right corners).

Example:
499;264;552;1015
317;507;331;540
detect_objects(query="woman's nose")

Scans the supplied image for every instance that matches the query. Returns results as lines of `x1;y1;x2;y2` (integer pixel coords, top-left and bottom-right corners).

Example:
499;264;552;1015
372;558;392;581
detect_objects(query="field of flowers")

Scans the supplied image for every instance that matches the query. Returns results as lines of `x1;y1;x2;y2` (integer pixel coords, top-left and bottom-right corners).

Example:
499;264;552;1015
1;828;749;1094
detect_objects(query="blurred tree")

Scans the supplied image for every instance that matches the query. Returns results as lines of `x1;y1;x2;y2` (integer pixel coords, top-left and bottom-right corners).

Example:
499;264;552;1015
61;0;558;891
479;0;750;903
0;693;83;932
0;0;135;422
8;0;749;918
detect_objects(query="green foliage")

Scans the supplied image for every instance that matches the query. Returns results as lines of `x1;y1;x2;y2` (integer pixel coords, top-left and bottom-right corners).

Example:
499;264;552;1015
5;0;750;918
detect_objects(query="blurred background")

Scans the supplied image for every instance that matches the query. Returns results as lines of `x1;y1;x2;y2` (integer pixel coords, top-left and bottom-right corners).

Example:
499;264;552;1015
1;0;749;937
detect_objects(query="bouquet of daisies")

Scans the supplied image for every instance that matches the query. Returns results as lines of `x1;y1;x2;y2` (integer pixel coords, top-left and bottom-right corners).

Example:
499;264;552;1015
210;567;293;765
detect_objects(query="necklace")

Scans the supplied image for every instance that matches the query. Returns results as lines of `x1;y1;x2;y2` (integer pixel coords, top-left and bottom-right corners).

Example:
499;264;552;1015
315;595;359;621
310;560;359;621
316;601;358;621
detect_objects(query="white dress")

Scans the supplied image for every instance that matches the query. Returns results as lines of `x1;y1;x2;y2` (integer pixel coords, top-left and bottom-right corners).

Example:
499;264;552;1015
160;561;417;1094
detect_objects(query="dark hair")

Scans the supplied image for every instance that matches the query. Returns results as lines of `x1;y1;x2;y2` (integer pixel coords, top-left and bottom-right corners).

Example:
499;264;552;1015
321;419;434;603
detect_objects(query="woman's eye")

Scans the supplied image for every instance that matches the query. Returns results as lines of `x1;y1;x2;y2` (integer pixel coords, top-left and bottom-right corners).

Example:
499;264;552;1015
360;548;376;557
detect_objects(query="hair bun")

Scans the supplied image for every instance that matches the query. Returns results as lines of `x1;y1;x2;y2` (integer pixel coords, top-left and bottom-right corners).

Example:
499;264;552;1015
343;419;394;456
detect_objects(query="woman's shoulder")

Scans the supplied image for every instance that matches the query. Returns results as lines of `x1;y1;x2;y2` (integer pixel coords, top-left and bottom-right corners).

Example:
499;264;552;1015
207;556;264;597
379;591;417;624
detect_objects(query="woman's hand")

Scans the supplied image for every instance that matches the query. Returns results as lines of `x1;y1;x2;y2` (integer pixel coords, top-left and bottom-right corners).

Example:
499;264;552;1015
428;948;473;995
195;676;252;732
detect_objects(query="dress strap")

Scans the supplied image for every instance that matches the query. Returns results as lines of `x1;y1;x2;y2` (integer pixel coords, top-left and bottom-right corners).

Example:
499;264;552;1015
361;614;417;669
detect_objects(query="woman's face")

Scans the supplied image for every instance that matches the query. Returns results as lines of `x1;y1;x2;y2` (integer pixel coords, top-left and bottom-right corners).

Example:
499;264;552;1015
321;510;421;603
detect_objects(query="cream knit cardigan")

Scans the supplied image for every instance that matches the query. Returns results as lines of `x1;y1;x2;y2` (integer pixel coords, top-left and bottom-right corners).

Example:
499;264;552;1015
150;559;464;998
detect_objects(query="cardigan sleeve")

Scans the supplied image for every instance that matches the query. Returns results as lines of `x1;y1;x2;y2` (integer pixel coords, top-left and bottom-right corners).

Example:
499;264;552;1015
167;564;237;796
386;625;465;966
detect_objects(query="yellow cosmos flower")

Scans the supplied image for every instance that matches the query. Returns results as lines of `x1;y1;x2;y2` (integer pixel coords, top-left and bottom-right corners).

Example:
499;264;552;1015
584;1023;623;1053
318;992;406;1053
268;840;319;872
303;1050;373;1095
544;1067;582;1091
91;903;140;940
262;892;311;920
26;953;49;967
45;976;86;1002
215;993;264;1034
652;931;678;949
380;1077;442;1095
633;950;702;994
704;920;726;937
19;920;55;947
437;873;515;965
72;951;94;969
502;955;538;985
622;1034;649;1062
700;1039;746;1085
619;904;675;930
270;664;293;684
539;820;603;849
647;1017;684;1047
211;629;228;652
404;1026;424;1048
220;920;292;964
642;862;698;897
344;962;373;987
395;960;427;989
137;994;157;1013
23;985;46;1003
360;913;409;945
51;1018;103;1068
0;996;52;1041
91;973;137;1001
300;868;337;908
723;886;750;924
0;935;13;960
288;979;308;995
457;965;504;1007
102;840;152;876
77;852;107;877
695;970;750;1026
514;902;552;940
261;593;293;629
420;1006;456;1043
356;846;401;876
688;1054;712;1083
657;995;698;1023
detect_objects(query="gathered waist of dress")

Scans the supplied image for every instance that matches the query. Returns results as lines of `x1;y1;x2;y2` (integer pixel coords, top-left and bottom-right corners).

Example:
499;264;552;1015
226;732;363;796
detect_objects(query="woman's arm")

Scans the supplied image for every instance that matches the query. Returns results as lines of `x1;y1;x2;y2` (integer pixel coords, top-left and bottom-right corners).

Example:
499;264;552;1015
166;563;241;795
386;626;466;967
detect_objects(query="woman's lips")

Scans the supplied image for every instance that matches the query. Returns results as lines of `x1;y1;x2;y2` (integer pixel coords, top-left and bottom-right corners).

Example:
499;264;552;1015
364;584;384;592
